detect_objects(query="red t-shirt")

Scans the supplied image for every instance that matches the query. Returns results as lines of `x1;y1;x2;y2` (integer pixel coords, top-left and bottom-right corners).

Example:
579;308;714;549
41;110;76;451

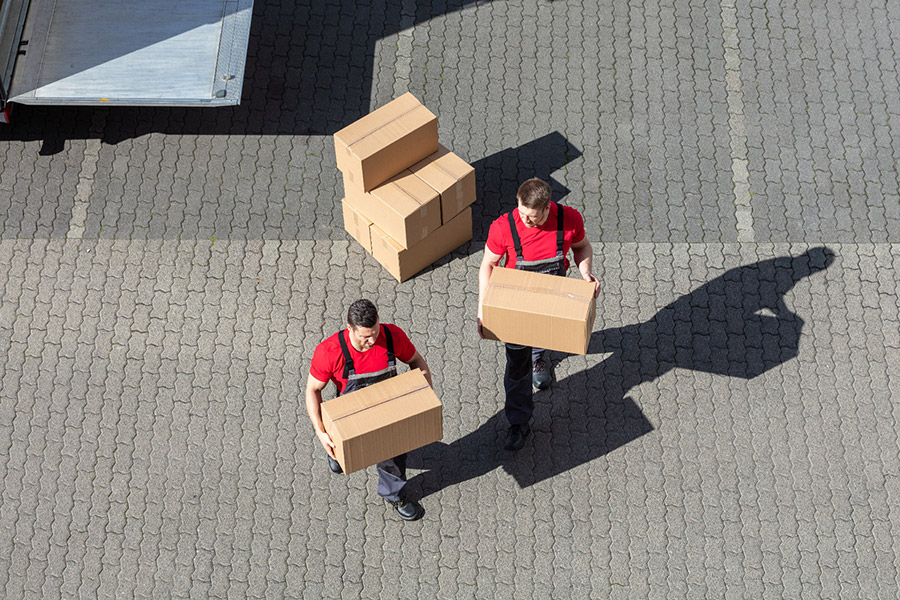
486;203;586;269
309;324;417;395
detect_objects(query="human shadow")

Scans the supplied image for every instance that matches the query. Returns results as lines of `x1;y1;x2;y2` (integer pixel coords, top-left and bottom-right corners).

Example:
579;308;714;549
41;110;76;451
405;131;583;276
469;131;583;241
406;246;836;493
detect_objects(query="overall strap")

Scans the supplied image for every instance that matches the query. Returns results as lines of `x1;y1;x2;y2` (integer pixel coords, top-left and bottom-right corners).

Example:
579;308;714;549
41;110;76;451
381;324;396;365
337;330;354;379
509;203;563;261
555;202;564;253
507;211;523;263
340;326;396;380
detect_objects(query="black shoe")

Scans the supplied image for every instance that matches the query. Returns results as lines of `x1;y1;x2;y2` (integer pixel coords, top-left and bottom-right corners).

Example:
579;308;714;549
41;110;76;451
389;498;422;521
533;358;551;390
505;423;531;451
327;455;343;474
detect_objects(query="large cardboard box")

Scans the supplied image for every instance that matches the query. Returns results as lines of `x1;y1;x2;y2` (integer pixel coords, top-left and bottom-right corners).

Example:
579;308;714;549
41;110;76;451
321;369;442;474
342;197;372;252
371;207;472;282
344;169;442;249
481;267;597;355
334;92;439;193
409;144;476;223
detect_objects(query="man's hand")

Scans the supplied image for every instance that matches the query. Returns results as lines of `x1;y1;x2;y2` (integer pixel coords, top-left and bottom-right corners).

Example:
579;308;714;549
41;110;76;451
478;247;504;341
406;351;434;388
583;273;601;298
306;374;335;458
571;237;598;297
316;429;336;459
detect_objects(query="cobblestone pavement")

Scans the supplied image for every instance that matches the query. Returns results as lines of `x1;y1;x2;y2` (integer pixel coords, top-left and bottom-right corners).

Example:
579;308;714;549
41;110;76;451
2;0;900;598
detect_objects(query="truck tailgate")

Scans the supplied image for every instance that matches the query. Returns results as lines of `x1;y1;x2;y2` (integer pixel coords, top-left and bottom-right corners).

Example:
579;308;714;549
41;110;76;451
6;0;252;106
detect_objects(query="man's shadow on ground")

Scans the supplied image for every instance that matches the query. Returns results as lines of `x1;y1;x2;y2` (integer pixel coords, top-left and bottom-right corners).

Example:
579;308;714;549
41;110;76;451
469;131;582;242
407;246;836;495
418;131;581;269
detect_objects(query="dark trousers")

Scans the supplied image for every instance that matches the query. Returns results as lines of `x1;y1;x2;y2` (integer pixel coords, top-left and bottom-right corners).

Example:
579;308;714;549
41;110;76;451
376;453;407;502
504;344;534;425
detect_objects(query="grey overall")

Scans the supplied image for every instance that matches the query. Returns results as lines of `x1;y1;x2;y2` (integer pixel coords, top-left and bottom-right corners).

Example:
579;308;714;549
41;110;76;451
504;203;566;425
337;325;407;502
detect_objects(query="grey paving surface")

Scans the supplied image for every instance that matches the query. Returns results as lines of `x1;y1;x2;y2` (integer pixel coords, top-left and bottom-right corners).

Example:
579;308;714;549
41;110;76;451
1;0;900;598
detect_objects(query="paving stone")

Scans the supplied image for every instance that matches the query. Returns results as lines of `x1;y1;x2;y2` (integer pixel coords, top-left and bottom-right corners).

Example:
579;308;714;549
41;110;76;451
1;0;900;597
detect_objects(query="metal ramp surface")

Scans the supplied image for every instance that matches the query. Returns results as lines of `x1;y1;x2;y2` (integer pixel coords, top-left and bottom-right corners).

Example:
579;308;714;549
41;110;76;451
6;0;252;106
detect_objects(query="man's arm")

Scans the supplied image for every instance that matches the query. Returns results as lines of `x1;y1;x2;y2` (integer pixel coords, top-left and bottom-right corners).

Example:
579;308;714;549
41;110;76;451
405;351;434;388
477;246;505;337
305;374;336;458
571;237;601;298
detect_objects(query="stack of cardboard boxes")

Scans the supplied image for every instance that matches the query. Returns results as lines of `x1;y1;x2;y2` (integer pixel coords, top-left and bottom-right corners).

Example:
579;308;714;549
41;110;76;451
335;93;476;282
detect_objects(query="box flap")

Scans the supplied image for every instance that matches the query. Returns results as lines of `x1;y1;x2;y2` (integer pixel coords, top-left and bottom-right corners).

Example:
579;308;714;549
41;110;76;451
485;268;594;319
342;198;373;252
371;222;405;253
369;208;473;281
371;169;439;217
334;93;436;159
334;92;419;146
322;369;440;436
410;144;473;189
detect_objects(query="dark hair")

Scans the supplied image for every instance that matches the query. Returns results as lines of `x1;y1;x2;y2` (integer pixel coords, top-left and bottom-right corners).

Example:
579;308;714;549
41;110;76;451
347;299;379;328
516;178;552;209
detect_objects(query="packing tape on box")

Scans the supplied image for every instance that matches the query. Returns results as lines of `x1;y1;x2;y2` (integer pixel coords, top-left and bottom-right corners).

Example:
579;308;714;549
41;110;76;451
430;161;467;203
344;103;425;146
432;160;460;179
391;180;429;212
331;384;431;421
488;282;594;302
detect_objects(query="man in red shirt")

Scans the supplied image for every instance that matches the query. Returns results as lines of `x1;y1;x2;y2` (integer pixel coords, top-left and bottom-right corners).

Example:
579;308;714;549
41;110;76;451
477;178;600;451
306;299;433;520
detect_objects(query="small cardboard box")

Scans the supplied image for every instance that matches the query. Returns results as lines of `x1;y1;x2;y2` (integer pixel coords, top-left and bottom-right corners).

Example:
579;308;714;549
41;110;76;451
482;267;597;355
371;207;472;282
344;169;442;249
321;369;442;474
342;197;372;252
409;144;476;223
334;92;439;193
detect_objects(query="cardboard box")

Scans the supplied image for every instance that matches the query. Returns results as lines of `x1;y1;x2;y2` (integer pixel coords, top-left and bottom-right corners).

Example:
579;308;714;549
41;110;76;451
334;92;439;192
321;369;442;474
481;267;597;355
344;169;442;249
342;198;373;252
371;207;472;282
409;144;476;223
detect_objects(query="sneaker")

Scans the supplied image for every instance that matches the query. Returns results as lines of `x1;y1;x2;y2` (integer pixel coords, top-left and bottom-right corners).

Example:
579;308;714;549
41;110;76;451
504;423;531;451
533;358;551;390
327;455;343;474
389;498;422;521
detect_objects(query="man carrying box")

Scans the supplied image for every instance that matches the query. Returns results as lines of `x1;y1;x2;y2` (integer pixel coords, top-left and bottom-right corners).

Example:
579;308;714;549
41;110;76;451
306;299;434;521
477;178;601;451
